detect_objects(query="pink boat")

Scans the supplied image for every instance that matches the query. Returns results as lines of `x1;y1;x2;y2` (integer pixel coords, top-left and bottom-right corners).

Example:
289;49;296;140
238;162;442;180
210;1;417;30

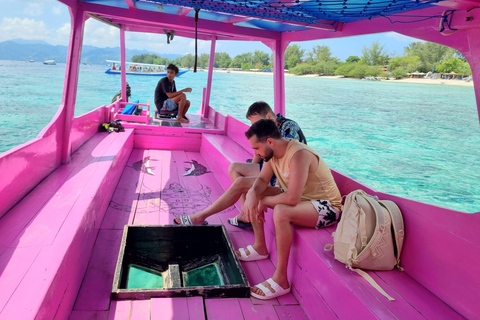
0;0;479;319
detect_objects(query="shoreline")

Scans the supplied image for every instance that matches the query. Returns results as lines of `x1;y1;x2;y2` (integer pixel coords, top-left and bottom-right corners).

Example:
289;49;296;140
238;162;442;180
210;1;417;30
212;69;474;87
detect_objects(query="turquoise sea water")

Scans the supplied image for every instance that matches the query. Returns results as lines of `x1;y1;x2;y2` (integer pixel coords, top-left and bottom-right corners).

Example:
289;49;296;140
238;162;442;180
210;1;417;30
1;60;479;213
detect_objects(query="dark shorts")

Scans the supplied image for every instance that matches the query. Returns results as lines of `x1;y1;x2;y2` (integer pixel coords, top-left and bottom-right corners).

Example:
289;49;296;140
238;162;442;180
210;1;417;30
310;200;340;229
163;98;178;111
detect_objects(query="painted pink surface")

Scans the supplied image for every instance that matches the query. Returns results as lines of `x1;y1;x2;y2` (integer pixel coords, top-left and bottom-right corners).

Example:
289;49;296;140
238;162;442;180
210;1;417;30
151;297;205;320
71;105;110;152
0;103;110;220
0;130;133;319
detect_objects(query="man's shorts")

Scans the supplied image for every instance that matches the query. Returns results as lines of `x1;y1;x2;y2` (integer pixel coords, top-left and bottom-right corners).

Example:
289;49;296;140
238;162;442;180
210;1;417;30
311;200;340;229
163;98;178;111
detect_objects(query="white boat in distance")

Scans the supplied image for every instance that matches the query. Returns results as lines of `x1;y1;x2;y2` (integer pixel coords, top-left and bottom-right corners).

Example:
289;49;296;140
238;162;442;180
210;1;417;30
105;60;189;76
43;60;56;65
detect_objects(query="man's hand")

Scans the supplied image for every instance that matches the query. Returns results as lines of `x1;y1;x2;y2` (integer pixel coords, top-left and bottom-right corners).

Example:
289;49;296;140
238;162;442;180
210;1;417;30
184;88;192;93
256;199;267;223
242;189;259;223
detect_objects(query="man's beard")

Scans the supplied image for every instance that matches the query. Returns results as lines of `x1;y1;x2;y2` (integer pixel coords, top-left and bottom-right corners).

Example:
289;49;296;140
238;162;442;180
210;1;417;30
262;146;274;162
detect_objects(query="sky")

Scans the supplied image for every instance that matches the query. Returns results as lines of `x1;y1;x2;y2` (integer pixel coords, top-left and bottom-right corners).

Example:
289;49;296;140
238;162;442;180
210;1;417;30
0;0;423;61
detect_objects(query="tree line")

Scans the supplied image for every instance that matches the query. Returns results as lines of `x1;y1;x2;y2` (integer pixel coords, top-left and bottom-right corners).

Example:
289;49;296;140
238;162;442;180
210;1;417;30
131;40;472;79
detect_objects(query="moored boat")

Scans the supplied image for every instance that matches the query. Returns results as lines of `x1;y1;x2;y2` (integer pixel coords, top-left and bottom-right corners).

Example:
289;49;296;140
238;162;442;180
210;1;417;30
0;0;479;319
43;59;56;65
105;60;189;76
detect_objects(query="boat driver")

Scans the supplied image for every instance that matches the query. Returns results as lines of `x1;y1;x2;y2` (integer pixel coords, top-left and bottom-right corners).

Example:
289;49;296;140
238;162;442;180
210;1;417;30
154;63;191;123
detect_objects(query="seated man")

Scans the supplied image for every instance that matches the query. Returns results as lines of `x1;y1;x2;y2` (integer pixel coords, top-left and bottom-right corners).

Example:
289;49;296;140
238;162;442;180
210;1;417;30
154;63;191;123
228;101;306;228
238;119;341;299
173;101;306;226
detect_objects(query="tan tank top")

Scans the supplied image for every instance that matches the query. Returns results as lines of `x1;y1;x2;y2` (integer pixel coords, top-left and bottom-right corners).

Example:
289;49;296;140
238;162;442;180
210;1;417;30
269;139;342;211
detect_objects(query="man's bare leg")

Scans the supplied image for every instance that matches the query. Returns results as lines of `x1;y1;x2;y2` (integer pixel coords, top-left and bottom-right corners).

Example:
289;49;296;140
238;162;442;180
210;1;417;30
173;176;256;225
250;201;319;298
228;162;261;224
174;93;189;123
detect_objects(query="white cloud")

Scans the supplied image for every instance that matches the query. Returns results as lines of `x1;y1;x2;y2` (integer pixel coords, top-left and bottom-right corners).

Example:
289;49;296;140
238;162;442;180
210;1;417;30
0;17;50;42
51;5;63;15
384;32;420;43
55;23;71;44
23;3;43;17
83;19;120;47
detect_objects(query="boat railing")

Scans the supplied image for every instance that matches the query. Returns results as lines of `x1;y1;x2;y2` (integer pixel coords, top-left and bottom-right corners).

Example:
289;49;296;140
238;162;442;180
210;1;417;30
112;98;151;125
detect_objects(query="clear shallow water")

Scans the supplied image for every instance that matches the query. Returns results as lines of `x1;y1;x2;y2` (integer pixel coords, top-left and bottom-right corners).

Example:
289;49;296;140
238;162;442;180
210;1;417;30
1;60;479;213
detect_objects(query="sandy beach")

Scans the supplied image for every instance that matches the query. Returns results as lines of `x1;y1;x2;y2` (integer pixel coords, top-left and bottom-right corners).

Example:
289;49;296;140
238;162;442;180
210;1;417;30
212;69;474;87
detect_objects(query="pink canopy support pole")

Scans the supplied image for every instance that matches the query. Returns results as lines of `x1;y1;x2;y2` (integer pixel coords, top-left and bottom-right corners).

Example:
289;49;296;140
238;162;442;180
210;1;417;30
61;4;87;164
203;36;216;119
120;26;127;102
271;38;289;116
465;28;480;124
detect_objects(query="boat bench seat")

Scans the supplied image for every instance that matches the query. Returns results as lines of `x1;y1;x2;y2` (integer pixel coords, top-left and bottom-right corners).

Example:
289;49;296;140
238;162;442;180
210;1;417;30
0;130;134;320
200;133;253;191
199;132;464;319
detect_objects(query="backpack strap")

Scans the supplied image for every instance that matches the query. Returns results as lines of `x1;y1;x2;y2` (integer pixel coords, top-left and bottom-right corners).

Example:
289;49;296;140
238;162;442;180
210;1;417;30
350;267;395;301
378;200;405;270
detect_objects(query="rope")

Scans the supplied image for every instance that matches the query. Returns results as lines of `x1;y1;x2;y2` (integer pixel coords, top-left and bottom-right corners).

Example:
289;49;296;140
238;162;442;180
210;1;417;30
194;8;200;73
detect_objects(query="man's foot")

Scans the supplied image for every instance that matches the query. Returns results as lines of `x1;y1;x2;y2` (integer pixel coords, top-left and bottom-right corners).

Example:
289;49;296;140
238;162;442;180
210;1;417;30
228;215;252;228
176;117;189;123
173;215;207;225
183;116;189;121
236;245;268;261
251;278;291;300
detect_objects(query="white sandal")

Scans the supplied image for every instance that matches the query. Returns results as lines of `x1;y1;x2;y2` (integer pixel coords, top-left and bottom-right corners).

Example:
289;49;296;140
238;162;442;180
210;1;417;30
251;278;291;300
237;245;268;261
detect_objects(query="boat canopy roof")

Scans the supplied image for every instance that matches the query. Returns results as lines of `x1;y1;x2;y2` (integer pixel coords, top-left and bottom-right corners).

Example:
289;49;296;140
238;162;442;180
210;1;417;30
64;0;476;43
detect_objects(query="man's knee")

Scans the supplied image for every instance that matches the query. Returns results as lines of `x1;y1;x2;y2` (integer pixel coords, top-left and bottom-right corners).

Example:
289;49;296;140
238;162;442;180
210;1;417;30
231;176;252;193
273;205;291;225
228;162;241;178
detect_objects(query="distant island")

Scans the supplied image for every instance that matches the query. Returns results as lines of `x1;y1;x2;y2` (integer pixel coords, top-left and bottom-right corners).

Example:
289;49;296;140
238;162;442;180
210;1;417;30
0;39;181;65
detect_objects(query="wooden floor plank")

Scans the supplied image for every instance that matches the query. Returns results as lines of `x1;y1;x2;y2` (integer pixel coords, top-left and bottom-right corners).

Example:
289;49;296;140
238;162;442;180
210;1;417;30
107;300;132;320
69;310;109;320
171;151;223;224
151;298;188;319
186;297;206;320
157;150;175;225
238;298;279;319
183;151;239;226
129;300;151;319
101;148;146;230
274;305;309;320
151;297;205;320
205;298;244;320
73;230;124;311
133;149;163;225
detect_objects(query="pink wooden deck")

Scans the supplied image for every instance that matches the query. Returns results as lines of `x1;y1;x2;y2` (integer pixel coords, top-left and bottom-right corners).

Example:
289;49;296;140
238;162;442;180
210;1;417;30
68;126;470;319
70;148;309;320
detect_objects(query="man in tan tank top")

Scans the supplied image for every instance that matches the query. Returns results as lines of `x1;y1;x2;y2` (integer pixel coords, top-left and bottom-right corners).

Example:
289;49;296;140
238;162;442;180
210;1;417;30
237;119;342;300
